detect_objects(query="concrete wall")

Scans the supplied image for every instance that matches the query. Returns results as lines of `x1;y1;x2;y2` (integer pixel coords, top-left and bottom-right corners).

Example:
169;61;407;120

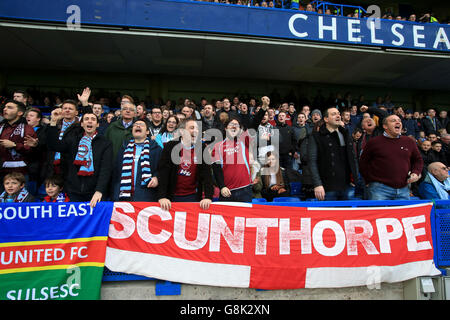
100;280;404;300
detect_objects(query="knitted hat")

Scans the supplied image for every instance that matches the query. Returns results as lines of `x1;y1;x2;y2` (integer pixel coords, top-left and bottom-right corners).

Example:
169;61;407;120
311;109;322;117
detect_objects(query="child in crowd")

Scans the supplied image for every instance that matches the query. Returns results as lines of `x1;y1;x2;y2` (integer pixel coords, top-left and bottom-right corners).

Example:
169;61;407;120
42;175;70;202
0;172;35;203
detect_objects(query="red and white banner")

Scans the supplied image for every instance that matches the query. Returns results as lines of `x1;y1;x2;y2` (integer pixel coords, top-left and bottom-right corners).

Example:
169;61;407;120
105;202;440;289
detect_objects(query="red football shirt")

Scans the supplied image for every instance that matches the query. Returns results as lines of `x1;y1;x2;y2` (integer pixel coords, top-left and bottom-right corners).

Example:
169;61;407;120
174;146;198;196
212;135;252;191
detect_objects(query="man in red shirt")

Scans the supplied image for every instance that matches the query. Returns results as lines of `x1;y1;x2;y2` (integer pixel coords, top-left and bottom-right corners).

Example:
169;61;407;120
157;119;213;211
359;114;423;200
212;117;253;203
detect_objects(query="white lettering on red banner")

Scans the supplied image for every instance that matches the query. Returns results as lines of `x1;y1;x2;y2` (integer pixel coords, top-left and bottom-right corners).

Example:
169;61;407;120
105;202;440;289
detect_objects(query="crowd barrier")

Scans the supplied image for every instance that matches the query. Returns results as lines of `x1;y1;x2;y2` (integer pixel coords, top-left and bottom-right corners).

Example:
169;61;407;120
101;197;450;296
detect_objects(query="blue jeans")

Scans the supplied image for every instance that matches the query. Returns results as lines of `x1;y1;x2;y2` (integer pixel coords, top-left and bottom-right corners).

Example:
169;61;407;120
367;182;410;200
219;185;252;203
324;186;353;201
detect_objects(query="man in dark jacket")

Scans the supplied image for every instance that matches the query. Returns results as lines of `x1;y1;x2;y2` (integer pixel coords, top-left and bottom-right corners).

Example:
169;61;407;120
421;108;443;136
24;107;49;196
47;111;113;207
276;111;297;169
43;100;80;178
157;119;213;211
404;109;420;139
307;107;358;200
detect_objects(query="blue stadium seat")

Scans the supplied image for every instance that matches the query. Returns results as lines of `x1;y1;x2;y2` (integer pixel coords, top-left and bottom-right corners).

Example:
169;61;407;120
252;198;267;203
290;182;302;195
273;197;301;202
37;184;47;201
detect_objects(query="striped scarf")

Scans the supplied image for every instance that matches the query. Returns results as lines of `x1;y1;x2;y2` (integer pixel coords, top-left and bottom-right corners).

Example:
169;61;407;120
0;187;29;203
43;192;70;202
0;122;26;168
54;119;75;165
119;138;152;199
73;133;96;176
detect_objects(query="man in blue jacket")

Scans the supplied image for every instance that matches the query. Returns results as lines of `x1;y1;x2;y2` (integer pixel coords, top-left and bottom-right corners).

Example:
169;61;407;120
419;162;450;200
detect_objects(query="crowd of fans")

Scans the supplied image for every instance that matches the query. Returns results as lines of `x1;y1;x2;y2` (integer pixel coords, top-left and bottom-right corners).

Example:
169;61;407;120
0;87;449;207
193;0;448;24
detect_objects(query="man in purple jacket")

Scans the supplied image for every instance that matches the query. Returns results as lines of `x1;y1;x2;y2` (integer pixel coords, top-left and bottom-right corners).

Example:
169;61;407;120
359;114;423;200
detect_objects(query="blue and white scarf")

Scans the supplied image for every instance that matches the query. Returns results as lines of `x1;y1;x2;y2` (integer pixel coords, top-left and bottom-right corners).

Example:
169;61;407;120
155;132;174;149
54;119;75;165
73;133;96;176
428;172;450;200
119;138;152;199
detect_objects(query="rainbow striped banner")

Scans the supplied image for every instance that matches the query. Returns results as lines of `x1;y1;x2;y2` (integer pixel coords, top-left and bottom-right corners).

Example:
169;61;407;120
0;202;113;300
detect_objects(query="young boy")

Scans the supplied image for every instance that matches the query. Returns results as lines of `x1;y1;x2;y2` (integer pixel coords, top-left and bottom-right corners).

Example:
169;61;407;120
43;175;70;202
0;172;35;202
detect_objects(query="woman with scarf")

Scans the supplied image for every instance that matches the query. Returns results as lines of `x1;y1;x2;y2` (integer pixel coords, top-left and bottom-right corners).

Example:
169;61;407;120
47;112;113;207
112;119;162;201
154;115;179;149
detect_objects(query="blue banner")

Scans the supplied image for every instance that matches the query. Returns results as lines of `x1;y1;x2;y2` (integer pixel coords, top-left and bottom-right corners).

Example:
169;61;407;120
0;202;113;243
0;0;448;52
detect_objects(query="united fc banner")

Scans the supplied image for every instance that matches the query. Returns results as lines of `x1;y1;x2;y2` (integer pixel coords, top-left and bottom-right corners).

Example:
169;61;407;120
0;202;112;300
105;202;440;289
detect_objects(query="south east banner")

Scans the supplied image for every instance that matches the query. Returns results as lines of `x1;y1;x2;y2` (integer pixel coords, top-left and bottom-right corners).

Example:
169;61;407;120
0;202;113;300
105;202;441;289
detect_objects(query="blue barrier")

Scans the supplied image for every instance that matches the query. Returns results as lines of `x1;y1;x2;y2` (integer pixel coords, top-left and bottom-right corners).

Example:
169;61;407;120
433;200;450;269
102;267;182;295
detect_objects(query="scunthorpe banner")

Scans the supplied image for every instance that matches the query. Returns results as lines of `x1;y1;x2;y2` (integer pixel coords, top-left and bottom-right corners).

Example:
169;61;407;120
0;202;112;300
105;202;440;289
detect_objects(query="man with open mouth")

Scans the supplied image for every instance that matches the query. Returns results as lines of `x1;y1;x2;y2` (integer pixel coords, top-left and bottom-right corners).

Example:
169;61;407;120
359;114;423;200
112;119;162;202
47;112;113;208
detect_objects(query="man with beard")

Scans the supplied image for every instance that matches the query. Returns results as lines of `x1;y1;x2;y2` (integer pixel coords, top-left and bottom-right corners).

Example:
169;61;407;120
359;115;423;200
0;100;36;186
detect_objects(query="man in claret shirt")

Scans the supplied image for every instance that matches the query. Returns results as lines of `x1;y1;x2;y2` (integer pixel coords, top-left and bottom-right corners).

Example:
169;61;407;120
212;117;253;203
156;119;213;211
359;114;423;200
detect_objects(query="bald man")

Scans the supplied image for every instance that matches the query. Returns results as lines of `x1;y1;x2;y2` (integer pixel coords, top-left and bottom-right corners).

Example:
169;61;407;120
419;162;450;200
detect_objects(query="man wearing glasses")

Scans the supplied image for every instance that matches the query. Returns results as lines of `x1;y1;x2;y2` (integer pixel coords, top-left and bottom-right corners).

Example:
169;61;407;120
419;162;450;200
105;101;136;158
148;106;163;139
